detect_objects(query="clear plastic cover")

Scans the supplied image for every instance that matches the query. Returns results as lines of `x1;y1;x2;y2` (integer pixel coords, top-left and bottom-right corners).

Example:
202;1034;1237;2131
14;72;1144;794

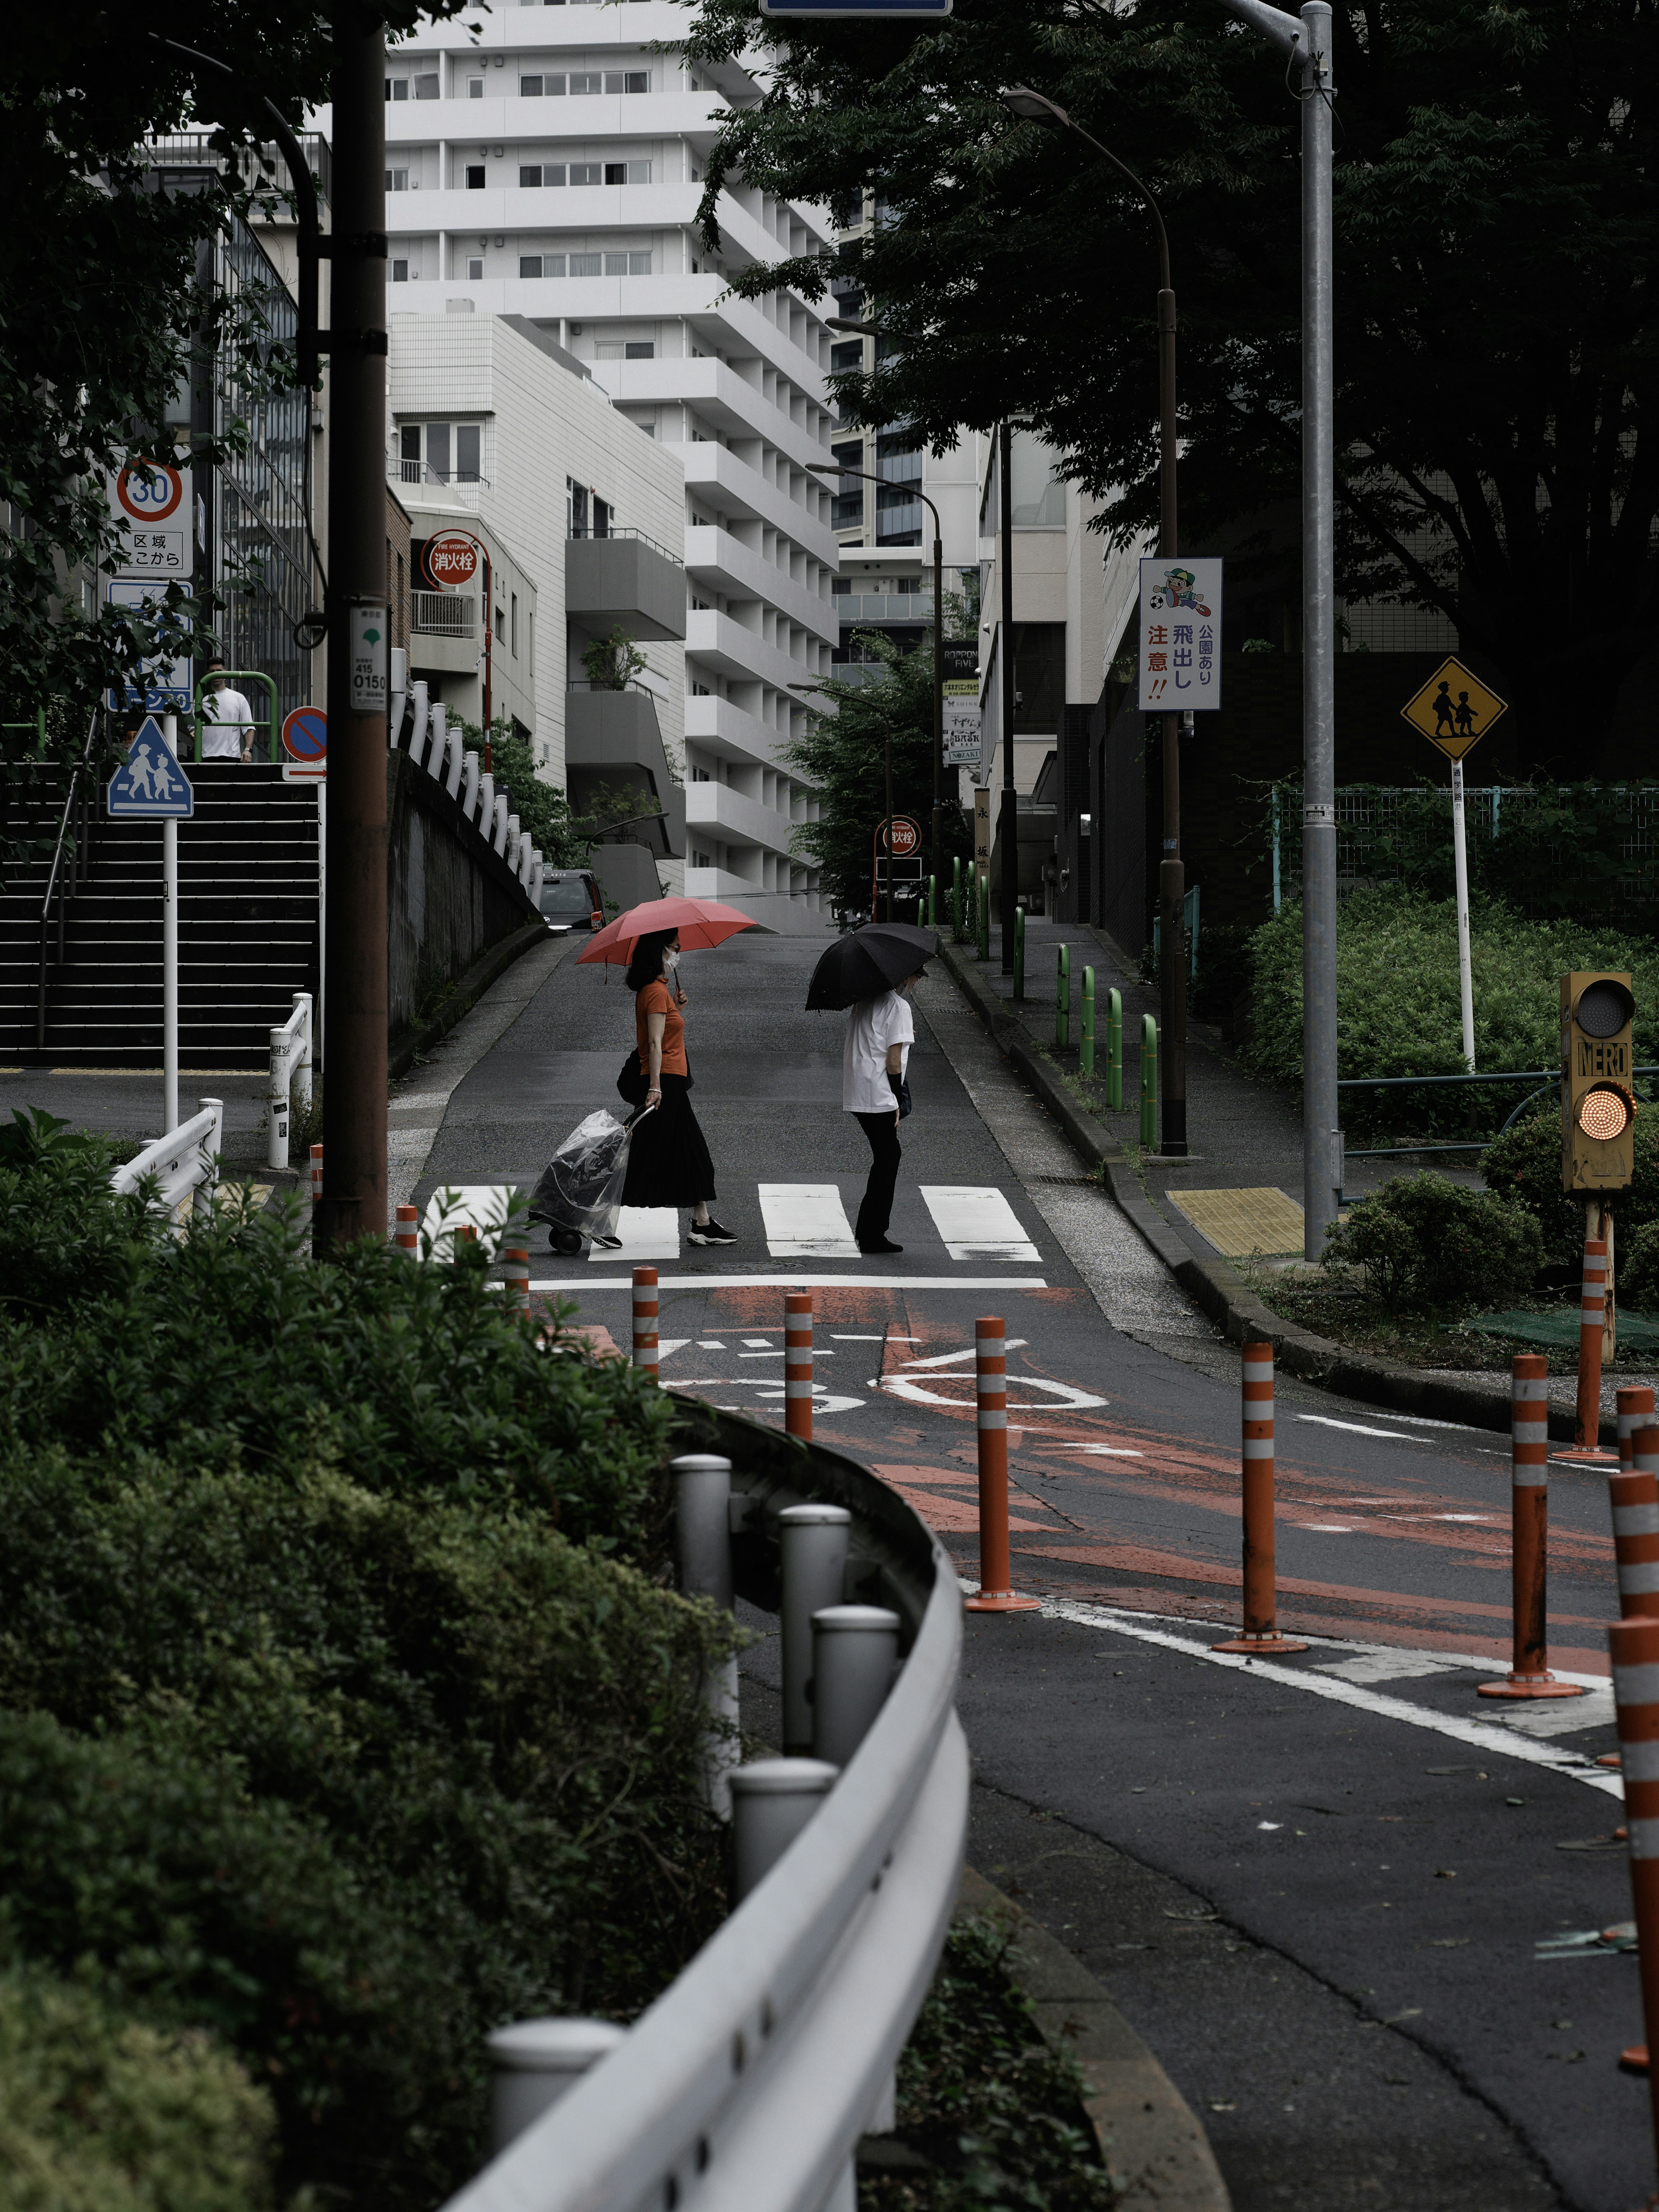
527;1108;638;1240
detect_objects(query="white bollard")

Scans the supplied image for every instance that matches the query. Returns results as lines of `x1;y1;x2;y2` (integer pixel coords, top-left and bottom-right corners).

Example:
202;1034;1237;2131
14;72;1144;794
461;749;481;822
444;721;465;799
388;646;408;750
671;1454;734;1607
407;677;428;756
729;1758;838;1901
486;2019;628;2155
426;702;448;781
779;1503;850;1755
810;1605;900;1768
492;791;511;854
476;769;495;838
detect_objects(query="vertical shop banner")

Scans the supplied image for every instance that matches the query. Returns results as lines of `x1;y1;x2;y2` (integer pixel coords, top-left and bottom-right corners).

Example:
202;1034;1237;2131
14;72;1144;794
1137;559;1223;712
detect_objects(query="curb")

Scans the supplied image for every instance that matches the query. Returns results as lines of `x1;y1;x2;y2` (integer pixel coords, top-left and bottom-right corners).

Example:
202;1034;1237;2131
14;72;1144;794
957;1867;1232;2212
388;919;547;1080
934;937;1610;1446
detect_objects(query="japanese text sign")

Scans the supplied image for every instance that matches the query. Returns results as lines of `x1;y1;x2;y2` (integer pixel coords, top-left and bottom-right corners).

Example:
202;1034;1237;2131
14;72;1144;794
1138;558;1223;712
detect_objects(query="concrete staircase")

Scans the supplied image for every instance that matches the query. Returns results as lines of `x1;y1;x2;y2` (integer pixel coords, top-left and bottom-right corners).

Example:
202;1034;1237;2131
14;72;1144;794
1;765;319;1069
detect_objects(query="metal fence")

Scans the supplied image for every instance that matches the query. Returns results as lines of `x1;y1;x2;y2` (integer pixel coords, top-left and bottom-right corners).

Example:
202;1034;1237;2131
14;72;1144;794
439;1422;966;2212
413;591;478;638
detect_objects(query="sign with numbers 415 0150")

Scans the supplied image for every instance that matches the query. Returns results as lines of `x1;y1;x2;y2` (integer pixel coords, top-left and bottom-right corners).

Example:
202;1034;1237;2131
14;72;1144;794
1137;557;1223;713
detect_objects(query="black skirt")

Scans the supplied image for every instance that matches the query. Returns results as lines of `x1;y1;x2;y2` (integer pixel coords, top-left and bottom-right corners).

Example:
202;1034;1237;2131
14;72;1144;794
621;1074;717;1207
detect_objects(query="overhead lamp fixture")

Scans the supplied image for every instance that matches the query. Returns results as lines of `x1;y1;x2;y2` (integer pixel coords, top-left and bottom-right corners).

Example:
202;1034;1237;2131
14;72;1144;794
998;84;1070;127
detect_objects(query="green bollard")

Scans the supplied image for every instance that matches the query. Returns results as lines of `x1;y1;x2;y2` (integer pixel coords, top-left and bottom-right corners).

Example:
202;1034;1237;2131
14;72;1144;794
1107;987;1123;1112
1139;1014;1158;1149
977;869;990;960
1080;966;1095;1075
927;873;937;928
1055;944;1070;1049
951;856;963;941
1014;907;1026;1001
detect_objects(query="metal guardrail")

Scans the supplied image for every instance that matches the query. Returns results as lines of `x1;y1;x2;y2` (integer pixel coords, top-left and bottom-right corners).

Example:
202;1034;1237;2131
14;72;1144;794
413;589;479;637
267;994;314;1171
34;710;100;1053
1339;1065;1659;1162
439;1414;967;2212
569;523;684;569
110;1100;224;1223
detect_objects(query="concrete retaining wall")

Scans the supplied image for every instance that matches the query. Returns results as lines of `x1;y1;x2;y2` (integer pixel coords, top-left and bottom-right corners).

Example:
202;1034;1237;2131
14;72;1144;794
387;748;540;1039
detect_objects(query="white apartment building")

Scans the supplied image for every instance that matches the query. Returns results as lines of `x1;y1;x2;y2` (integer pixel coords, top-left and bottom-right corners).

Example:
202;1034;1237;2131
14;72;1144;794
333;6;842;933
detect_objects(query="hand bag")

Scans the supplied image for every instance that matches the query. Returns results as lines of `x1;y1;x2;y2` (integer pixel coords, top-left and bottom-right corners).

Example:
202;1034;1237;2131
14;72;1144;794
617;1049;648;1106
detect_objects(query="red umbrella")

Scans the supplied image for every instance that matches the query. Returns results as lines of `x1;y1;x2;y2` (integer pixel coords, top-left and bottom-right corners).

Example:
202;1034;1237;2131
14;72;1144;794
576;894;759;966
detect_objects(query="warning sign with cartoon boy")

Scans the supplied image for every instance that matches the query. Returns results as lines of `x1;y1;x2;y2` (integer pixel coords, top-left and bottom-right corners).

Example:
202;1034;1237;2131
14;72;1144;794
1138;557;1224;714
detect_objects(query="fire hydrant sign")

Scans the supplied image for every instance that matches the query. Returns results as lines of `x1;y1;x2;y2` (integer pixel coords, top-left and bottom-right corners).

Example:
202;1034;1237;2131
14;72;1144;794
1137;558;1223;712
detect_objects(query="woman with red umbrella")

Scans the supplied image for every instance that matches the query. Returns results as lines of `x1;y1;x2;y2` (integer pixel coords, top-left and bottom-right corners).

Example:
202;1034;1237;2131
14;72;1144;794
580;896;755;1249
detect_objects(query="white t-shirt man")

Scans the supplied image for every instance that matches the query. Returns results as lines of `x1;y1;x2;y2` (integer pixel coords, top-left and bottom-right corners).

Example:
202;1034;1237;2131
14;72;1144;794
842;989;914;1116
199;683;255;760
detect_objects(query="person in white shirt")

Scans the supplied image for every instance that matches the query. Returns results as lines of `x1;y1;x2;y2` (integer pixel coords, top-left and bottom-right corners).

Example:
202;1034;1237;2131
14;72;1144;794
198;669;256;761
842;973;922;1255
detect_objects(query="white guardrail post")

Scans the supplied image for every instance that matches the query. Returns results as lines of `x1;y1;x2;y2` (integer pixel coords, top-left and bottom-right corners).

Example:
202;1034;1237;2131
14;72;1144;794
266;992;314;1173
445;1437;966;2212
110;1097;224;1227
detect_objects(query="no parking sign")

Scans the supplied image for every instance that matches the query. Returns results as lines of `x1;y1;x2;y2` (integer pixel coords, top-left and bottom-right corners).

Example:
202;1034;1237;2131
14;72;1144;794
282;706;327;783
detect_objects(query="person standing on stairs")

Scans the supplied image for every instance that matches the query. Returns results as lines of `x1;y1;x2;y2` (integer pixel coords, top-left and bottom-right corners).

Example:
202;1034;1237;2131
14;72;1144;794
197;662;257;763
844;970;922;1256
621;928;736;1247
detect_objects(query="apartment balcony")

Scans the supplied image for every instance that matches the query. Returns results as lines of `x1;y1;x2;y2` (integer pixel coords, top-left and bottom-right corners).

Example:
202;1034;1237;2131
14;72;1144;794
685;609;826;694
565;683;684;858
413;589;477;637
834;594;934;624
684;526;837;646
684;691;806;768
565;528;686;642
685;778;798;856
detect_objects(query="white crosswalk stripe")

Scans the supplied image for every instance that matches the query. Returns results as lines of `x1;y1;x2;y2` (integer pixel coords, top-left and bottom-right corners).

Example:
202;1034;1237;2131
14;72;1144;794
918;1184;1042;1262
594;1206;680;1261
759;1183;859;1258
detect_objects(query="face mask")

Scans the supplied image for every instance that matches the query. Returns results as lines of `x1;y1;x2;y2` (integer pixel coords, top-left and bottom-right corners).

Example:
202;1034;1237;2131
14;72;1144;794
663;949;680;971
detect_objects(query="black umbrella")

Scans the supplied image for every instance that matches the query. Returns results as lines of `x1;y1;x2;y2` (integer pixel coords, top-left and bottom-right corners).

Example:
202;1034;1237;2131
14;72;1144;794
805;922;939;1011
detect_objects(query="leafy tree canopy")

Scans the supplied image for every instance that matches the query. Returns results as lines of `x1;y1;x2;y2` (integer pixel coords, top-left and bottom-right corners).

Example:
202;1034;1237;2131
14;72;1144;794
784;634;969;915
682;0;1659;765
0;2;459;777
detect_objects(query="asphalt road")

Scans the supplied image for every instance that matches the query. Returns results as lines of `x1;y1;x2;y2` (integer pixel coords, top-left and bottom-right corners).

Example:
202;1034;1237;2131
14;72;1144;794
407;929;1644;2212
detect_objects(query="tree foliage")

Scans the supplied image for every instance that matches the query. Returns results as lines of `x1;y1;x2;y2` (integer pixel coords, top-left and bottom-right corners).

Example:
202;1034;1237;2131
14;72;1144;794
681;0;1659;763
782;635;969;917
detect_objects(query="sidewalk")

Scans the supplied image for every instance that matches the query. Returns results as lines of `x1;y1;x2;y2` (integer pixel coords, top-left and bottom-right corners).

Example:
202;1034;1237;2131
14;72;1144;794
939;911;1654;1429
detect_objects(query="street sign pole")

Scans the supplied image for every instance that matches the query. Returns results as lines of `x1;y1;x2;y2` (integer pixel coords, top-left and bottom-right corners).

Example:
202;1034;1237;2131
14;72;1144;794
318;1;390;1254
162;715;179;1132
1451;759;1475;1071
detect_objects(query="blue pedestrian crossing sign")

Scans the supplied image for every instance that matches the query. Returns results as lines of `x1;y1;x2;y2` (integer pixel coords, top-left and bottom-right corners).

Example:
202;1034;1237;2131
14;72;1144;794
107;715;194;819
761;0;949;14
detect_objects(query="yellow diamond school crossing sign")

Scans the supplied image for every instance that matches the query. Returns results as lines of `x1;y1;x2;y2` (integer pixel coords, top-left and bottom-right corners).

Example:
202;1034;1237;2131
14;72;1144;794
1401;657;1510;760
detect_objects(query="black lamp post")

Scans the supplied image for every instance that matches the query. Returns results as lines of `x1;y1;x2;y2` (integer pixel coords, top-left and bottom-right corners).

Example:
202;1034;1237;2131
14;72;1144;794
999;86;1187;1155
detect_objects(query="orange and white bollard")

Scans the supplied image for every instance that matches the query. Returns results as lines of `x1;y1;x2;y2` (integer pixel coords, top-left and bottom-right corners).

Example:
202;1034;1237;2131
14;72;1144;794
1213;1343;1308;1655
632;1265;659;1379
1608;1616;1659;2148
785;1291;814;1440
964;1316;1039;1614
394;1203;419;1256
504;1243;530;1314
1576;1233;1610;1448
1617;1431;1659;1620
308;1142;323;1206
1621;1387;1657;1469
1479;1354;1585;1701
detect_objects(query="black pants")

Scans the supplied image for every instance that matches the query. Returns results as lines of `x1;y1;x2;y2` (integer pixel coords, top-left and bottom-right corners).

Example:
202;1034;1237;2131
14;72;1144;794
854;1110;902;1247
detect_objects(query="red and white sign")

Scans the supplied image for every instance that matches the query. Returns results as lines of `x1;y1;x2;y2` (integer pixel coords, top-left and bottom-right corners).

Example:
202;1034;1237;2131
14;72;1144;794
281;706;327;783
423;531;482;589
116;461;184;523
883;816;922;857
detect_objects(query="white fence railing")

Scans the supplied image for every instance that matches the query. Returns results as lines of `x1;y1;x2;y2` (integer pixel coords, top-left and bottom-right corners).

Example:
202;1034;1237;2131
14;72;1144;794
440;1439;966;2212
109;1099;224;1223
267;992;314;1171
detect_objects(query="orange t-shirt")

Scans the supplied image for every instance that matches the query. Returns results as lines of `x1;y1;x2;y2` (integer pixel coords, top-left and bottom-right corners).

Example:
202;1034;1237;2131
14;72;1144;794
636;978;688;1077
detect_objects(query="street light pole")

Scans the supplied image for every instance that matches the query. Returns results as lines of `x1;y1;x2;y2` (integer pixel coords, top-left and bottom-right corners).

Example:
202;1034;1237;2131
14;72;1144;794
999;88;1185;1147
807;459;947;906
1209;0;1338;1257
999;420;1016;972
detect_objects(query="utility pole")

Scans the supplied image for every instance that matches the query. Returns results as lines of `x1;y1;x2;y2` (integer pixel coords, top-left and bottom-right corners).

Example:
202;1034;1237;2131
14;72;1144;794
999;421;1017;972
315;0;390;1254
1212;0;1337;1256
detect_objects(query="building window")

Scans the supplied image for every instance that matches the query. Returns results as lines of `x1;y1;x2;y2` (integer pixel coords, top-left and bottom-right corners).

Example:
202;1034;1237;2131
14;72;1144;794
391;258;410;281
567;478;588;535
598;251;652;274
521;75;545;95
691;766;710;781
520;165;543;187
604;160;652;184
465;165;485;188
467;255;484;279
520;255;543;278
495;604;505;642
468;76;484;97
569;71;602;94
627;340;654;358
386;168;410;191
413;72;439;99
385;77;408;100
830;340;862;373
511;593;518;655
570;251;601;276
569;162;601;186
604;70;649;92
401;421;483;484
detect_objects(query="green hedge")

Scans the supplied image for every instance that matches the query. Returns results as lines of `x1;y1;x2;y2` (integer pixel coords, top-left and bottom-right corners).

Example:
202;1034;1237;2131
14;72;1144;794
1243;891;1658;1137
1482;1098;1659;1268
0;1966;277;2212
1323;1172;1544;1313
0;1116;738;2209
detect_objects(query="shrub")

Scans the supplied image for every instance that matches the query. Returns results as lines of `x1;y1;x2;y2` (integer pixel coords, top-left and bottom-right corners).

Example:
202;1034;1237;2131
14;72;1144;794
1242;890;1658;1137
0;1965;276;2212
1482;1100;1659;1267
1618;1220;1659;1312
1323;1172;1545;1314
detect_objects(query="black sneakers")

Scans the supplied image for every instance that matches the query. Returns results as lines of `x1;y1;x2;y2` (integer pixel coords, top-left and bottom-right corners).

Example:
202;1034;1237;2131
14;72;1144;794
858;1237;904;1255
688;1218;737;1246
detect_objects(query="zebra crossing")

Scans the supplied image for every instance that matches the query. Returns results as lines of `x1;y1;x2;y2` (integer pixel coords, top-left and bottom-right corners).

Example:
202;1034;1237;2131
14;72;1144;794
417;1179;1043;1268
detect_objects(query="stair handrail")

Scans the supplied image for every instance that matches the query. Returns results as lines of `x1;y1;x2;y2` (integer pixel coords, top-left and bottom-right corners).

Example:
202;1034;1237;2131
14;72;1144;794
35;710;102;1053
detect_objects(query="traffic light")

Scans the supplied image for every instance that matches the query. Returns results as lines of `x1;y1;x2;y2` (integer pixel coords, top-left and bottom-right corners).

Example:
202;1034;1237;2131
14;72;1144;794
1561;971;1637;1193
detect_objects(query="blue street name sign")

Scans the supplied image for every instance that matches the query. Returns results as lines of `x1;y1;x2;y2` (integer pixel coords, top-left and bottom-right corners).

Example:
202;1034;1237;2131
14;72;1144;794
760;0;950;15
107;714;194;819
